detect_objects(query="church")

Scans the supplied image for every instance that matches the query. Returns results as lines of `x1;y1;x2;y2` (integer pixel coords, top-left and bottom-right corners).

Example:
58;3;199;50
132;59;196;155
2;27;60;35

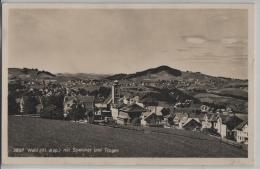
110;80;147;125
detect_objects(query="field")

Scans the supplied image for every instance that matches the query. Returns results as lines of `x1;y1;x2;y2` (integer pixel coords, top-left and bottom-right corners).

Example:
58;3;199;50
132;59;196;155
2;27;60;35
210;88;248;100
194;93;248;113
8;116;247;157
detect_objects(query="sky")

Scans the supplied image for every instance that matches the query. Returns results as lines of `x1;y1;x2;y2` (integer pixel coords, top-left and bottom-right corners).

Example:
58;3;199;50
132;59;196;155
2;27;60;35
7;7;248;79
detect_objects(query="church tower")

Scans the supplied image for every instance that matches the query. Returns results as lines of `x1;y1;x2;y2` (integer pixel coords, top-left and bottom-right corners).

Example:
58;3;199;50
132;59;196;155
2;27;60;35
112;80;120;104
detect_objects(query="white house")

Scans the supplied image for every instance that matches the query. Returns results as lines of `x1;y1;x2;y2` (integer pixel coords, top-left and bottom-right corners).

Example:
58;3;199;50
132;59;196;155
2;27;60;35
234;120;248;144
214;115;227;138
111;106;120;120
212;114;244;139
173;113;189;129
201;113;212;129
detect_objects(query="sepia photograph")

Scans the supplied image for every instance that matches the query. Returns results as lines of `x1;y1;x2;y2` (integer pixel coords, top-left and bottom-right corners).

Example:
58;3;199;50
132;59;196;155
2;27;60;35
1;3;255;165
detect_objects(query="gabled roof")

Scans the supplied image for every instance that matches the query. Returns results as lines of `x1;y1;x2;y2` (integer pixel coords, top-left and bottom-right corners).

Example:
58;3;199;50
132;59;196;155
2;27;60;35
186;118;201;124
235;114;248;121
235;120;248;131
144;110;163;120
116;102;127;109
144;112;157;120
103;94;112;104
120;103;147;113
223;115;243;130
155;106;164;116
147;106;163;116
183;118;202;129
210;114;229;122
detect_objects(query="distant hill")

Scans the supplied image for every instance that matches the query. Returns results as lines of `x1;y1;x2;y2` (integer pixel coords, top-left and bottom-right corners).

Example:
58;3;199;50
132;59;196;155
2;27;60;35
56;73;110;81
106;65;223;81
107;65;182;80
8;68;110;81
9;68;55;80
107;65;247;86
106;65;248;114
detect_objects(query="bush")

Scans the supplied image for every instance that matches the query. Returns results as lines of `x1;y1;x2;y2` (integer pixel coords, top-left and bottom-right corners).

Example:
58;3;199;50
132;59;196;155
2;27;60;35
40;105;64;120
40;96;64;120
67;103;86;121
23;96;40;114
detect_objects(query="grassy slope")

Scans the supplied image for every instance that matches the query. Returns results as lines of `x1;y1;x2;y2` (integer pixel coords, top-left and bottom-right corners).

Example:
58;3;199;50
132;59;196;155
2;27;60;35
210;88;248;100
9;116;247;157
194;93;248;113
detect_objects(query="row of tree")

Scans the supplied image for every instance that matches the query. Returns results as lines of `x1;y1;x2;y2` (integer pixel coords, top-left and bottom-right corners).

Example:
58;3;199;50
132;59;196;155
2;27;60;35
8;95;95;122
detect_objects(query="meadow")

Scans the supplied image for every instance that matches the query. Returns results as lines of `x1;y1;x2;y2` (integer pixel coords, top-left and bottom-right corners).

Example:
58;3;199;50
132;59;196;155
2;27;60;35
8;116;247;157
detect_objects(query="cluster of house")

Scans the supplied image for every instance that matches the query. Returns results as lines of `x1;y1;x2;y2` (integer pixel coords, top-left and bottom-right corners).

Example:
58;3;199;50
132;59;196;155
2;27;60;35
65;80;249;145
110;100;248;144
14;80;248;145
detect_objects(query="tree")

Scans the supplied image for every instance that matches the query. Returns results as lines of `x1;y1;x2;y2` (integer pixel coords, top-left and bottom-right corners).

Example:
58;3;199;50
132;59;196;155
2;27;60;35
24;97;39;114
8;95;19;115
86;110;94;123
40;96;64;119
79;88;88;96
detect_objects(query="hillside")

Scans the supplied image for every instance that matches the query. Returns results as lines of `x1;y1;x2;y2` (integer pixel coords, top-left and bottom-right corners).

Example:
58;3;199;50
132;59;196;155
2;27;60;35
8;68;110;81
56;73;110;80
107;65;182;80
194;93;248;113
106;65;248;113
9;116;247;157
106;65;247;86
9;68;55;80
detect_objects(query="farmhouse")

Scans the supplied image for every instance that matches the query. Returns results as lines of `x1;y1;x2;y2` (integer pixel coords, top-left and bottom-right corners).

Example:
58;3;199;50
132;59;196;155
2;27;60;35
141;106;163;127
182;118;202;131
117;103;147;125
63;96;74;115
180;112;205;131
212;114;243;139
234;120;248;144
63;96;95;120
173;113;189;129
201;113;213;129
109;80;148;125
141;112;162;126
94;102;112;123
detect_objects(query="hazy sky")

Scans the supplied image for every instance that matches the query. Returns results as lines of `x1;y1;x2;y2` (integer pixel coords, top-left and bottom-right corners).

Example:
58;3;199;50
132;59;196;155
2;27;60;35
8;7;248;79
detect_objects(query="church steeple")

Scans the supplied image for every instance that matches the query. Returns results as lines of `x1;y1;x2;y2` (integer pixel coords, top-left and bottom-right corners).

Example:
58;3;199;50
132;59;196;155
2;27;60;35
112;80;120;104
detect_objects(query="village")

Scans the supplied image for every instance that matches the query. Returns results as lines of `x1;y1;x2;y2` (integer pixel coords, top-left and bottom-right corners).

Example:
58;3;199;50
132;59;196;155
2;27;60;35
4;4;253;161
8;76;248;148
